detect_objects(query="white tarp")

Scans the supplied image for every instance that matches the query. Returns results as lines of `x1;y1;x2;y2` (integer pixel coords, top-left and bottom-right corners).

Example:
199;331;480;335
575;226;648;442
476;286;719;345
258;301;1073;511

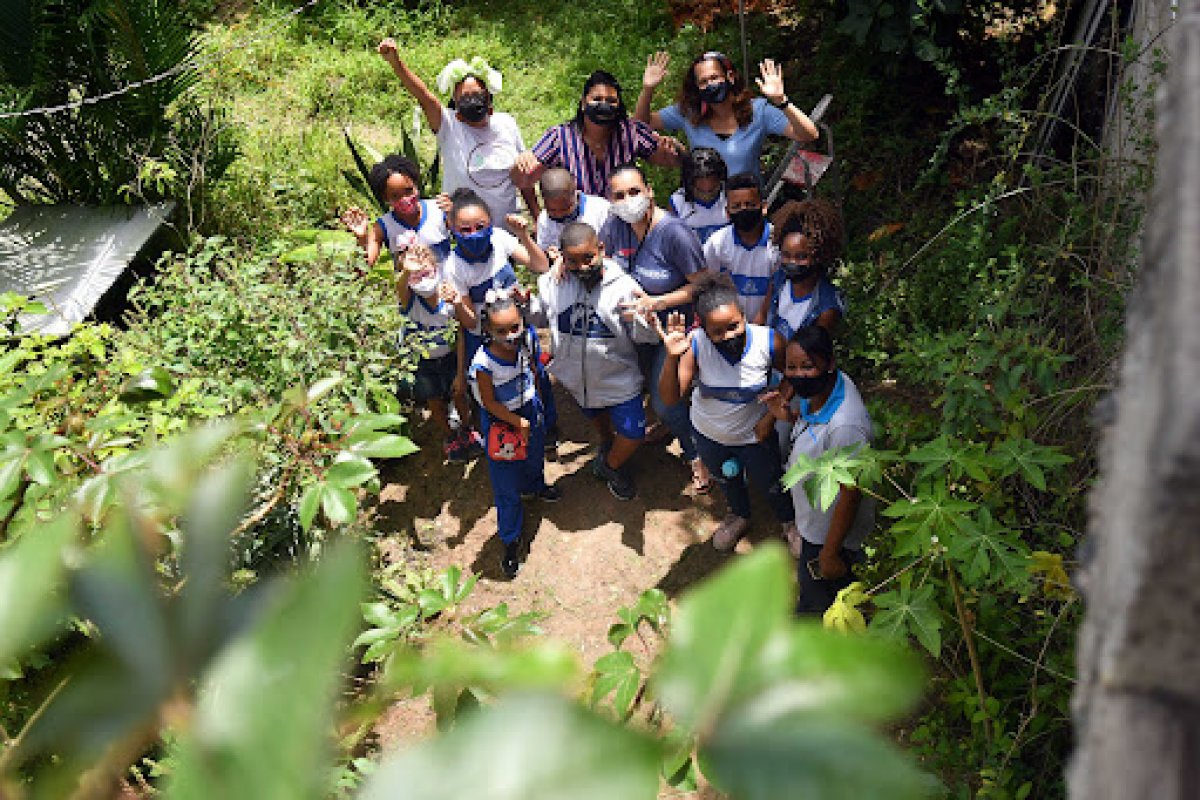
0;202;175;336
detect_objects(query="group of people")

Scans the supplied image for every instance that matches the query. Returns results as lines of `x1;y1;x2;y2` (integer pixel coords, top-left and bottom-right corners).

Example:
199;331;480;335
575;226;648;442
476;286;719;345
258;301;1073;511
340;43;875;615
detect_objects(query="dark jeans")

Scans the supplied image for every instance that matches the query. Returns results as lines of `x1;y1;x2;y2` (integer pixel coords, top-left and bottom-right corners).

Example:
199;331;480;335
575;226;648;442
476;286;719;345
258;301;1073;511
692;429;794;523
796;538;864;616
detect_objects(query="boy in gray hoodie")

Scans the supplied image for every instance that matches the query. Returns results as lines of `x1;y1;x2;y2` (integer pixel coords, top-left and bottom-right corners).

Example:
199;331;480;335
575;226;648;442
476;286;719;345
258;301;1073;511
532;222;659;500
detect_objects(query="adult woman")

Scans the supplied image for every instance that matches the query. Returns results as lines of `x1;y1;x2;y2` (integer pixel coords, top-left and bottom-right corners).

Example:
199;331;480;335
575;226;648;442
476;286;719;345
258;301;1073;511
598;163;711;492
762;325;875;615
634;51;818;181
378;41;540;220
512;71;679;199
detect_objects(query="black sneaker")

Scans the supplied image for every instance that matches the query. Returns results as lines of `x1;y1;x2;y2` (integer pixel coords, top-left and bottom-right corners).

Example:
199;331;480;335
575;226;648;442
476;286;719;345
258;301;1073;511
501;541;520;578
521;483;562;502
592;454;636;501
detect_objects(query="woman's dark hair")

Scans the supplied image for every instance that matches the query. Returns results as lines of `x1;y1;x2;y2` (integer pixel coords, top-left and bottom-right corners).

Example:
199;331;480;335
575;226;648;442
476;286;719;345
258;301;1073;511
771;198;845;271
676;51;753;128
368;154;423;202
789;324;834;368
572;70;628;129
695;272;741;322
680;147;727;203
448;187;492;225
610;161;648;187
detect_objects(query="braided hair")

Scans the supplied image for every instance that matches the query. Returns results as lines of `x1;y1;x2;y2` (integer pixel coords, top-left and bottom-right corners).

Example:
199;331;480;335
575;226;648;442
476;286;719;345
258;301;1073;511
771;199;845;271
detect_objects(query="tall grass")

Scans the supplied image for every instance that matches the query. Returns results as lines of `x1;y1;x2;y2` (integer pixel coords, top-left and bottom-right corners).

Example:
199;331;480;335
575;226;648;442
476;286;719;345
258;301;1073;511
199;0;781;237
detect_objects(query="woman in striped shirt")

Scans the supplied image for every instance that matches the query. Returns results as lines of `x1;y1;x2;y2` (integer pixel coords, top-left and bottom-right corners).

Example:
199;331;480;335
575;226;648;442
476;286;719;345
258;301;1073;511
511;70;680;198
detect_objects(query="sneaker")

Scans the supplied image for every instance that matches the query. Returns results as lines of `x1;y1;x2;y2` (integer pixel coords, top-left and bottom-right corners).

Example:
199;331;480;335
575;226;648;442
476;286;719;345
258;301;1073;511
780;522;802;557
592;454;637;501
711;515;750;551
501;541;520;578
444;434;470;462
521;483;562;502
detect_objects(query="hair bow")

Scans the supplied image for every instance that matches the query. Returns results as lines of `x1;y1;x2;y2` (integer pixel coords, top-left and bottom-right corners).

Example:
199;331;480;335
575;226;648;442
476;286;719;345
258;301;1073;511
436;57;503;96
483;286;513;306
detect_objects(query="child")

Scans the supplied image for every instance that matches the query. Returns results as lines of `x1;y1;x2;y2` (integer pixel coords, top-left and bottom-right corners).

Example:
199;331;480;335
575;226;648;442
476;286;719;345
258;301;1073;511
656;276;796;551
760;198;846;336
340;154;451;266
668;147;729;244
530;222;658;500
393;244;481;462
535;168;611;251
760;325;875;615
703;172;776;324
440;187;558;452
469;290;561;578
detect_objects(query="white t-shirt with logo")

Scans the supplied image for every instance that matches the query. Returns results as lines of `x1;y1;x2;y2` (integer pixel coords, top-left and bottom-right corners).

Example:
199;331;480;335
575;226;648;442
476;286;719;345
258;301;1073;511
703;223;778;323
437;108;525;221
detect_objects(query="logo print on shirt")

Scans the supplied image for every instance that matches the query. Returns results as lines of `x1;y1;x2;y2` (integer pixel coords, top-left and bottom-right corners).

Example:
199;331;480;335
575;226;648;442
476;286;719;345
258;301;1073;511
557;305;615;339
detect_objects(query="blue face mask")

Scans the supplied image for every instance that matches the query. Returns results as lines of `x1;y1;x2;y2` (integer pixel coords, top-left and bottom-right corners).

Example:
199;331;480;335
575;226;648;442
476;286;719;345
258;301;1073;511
454;225;494;262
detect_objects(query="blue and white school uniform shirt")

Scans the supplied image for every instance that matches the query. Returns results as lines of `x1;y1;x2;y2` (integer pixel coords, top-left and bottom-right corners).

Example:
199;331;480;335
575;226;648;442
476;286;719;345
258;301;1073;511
668;188;728;244
703;223;778;323
443;228;521;337
400;288;454;360
689;324;775;446
468;328;540;412
767;276;846;341
535;193;611;250
377;200;451;263
787;371;875;549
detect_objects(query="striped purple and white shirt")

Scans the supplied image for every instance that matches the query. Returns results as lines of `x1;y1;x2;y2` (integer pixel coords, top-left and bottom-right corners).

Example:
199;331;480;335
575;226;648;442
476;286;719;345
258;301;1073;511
531;119;658;197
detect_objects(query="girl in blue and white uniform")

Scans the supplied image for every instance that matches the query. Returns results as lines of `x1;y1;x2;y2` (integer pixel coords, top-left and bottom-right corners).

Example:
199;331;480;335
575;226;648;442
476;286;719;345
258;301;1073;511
469;290;561;579
668;147;729;244
340;154;451;267
657;276;797;552
762;199;846;338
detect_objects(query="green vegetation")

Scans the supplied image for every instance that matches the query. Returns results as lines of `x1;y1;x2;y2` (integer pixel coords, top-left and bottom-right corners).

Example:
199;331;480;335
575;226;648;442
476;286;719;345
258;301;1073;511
0;0;1154;796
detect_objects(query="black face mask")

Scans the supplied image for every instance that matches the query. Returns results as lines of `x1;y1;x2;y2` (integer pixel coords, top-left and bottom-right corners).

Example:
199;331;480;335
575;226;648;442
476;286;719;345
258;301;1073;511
574;260;604;288
584;101;620;126
788;371;836;398
730;207;763;233
714;330;746;360
456;93;489;123
780;261;819;282
699;80;731;105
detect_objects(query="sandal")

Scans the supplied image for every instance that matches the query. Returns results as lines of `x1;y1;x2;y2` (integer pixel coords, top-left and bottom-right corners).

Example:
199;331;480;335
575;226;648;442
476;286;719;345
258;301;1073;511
690;458;712;494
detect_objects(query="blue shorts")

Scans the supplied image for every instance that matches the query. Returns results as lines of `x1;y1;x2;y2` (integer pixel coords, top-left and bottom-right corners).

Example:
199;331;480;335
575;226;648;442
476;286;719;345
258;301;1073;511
581;395;646;441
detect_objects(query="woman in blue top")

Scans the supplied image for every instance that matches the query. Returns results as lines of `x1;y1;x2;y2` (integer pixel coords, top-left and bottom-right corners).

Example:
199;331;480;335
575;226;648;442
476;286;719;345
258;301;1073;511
634;51;818;181
598;163;713;492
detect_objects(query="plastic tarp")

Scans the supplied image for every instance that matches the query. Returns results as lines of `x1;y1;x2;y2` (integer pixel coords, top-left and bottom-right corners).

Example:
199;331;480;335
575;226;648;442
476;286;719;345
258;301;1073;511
0;202;174;336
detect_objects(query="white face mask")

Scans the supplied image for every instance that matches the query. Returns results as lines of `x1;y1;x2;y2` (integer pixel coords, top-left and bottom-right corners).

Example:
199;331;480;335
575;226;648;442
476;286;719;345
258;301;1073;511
409;268;440;296
613;193;651;224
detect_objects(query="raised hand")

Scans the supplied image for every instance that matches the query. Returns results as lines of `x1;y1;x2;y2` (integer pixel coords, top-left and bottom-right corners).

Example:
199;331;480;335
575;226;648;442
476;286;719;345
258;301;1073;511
755;59;786;104
339;207;371;242
377;38;401;64
643;51;671;90
504;213;531;237
653;311;691;357
513;150;540;176
434;193;452;214
438;282;462;307
401;242;435;273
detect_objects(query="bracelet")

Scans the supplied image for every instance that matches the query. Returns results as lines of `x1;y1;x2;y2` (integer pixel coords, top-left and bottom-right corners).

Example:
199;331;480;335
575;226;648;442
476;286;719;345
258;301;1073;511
770;95;790;109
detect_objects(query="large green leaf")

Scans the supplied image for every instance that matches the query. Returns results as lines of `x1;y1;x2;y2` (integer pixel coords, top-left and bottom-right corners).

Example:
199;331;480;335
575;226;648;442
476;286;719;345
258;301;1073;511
0;514;74;667
166;543;365;800
652;545;792;731
361;693;660;800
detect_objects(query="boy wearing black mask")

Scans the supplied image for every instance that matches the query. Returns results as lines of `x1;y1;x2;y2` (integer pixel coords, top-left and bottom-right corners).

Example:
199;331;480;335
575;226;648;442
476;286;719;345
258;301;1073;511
702;173;777;322
528;223;658;500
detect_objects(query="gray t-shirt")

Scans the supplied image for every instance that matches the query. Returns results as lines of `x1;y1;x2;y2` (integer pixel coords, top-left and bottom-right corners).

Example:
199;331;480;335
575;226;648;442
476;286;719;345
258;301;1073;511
787;371;875;549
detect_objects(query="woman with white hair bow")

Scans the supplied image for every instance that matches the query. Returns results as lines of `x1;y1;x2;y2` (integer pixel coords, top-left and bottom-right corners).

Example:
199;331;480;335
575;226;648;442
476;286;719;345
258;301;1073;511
378;41;540;220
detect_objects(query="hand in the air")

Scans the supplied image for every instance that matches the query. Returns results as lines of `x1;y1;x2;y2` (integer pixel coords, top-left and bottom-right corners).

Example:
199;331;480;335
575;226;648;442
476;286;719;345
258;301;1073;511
755;59;787;104
652;311;691;357
643;51;670;90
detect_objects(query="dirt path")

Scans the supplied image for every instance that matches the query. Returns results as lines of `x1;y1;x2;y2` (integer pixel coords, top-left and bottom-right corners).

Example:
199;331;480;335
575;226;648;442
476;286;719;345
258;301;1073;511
371;383;781;749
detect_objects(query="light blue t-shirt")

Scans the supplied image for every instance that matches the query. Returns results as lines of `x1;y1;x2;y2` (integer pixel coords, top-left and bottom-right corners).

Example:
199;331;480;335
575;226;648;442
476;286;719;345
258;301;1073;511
657;98;790;179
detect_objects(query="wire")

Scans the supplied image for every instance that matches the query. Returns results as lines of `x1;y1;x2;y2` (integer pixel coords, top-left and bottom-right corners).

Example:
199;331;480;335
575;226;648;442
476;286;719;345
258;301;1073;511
0;0;323;121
